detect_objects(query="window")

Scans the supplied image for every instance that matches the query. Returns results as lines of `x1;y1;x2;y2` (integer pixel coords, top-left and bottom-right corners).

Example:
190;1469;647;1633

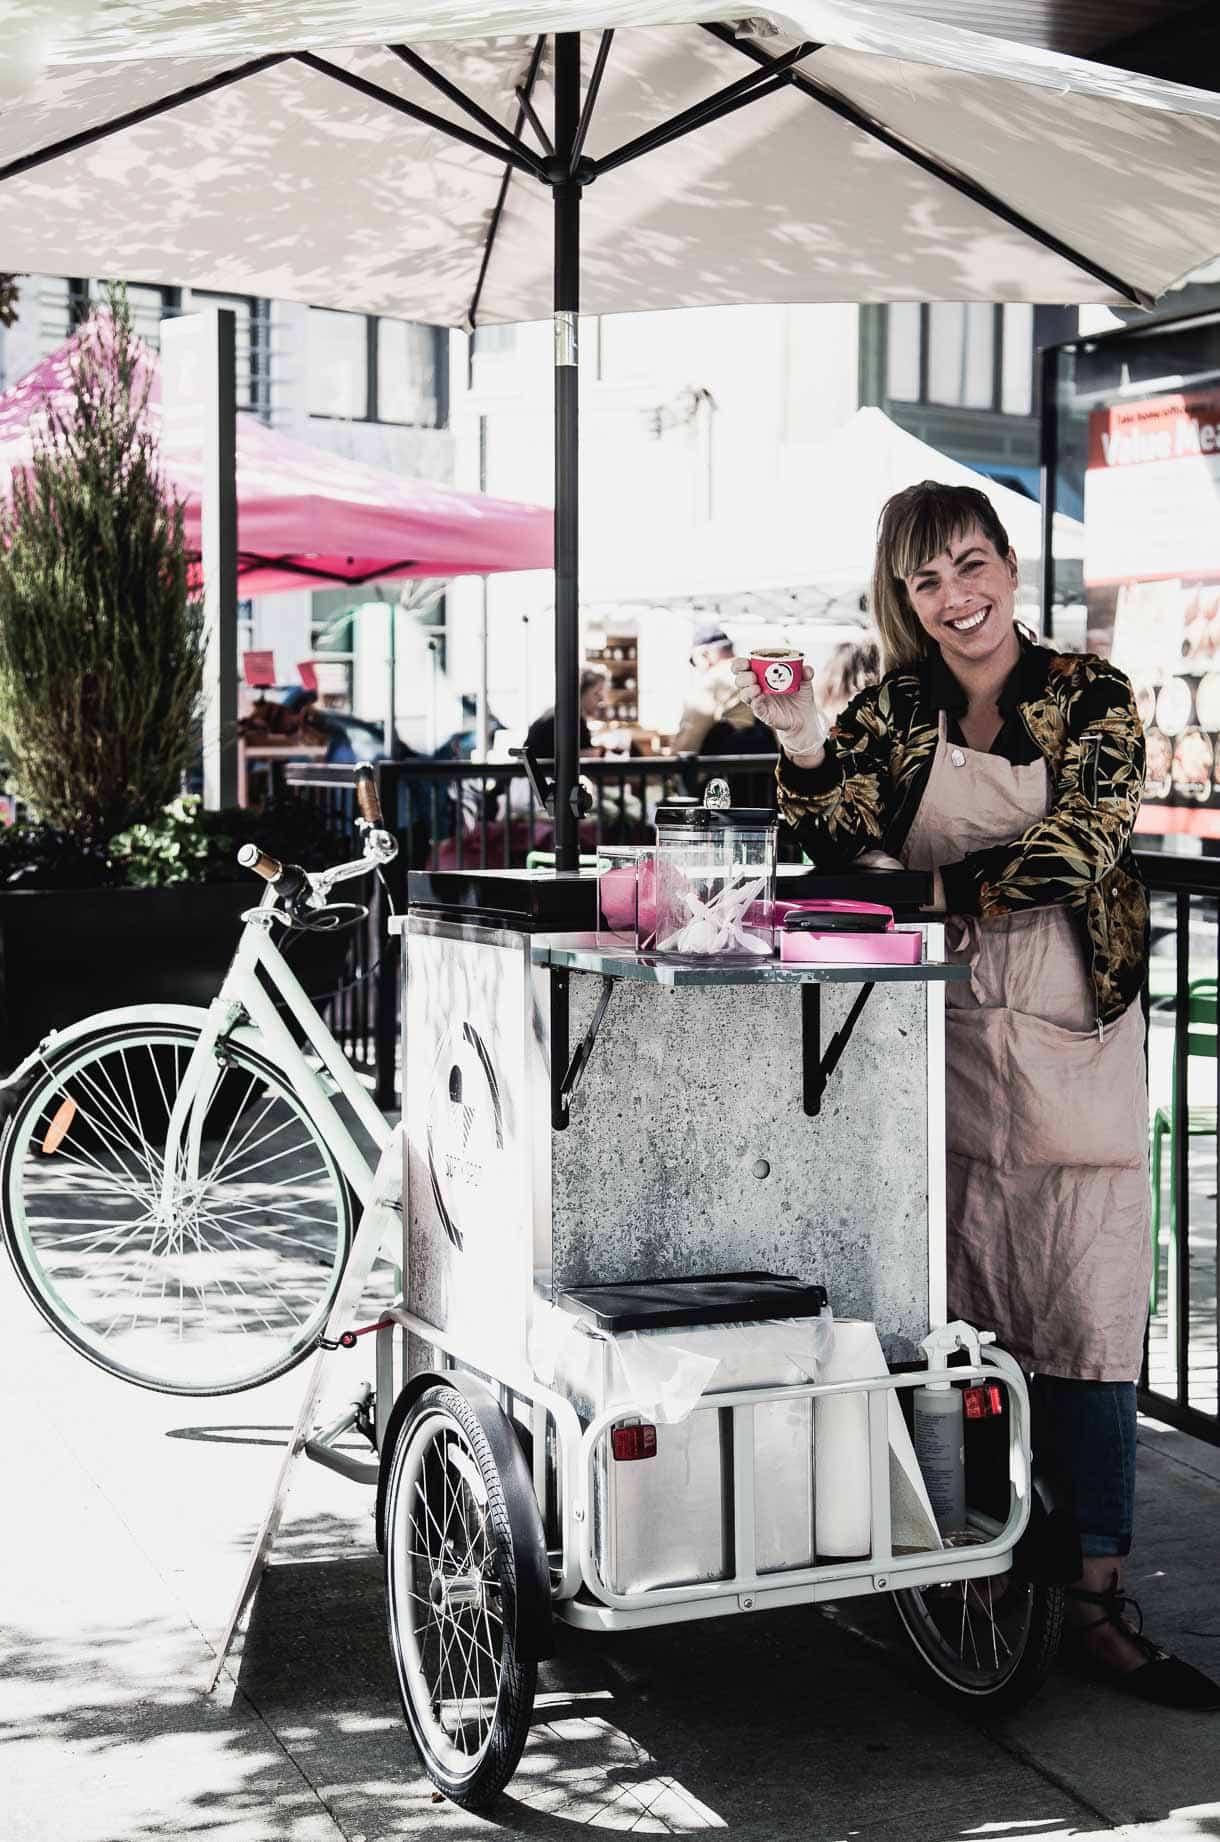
309;595;357;706
376;318;439;425
885;302;922;402
1000;305;1034;416
52;280;269;418
308;308;368;419
309;310;443;424
88;280;180;348
885;303;1034;416
928;304;994;409
471;323;517;358
192;290;270;420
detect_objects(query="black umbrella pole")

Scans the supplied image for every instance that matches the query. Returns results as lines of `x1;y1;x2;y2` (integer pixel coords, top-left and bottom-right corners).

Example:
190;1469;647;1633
553;31;581;874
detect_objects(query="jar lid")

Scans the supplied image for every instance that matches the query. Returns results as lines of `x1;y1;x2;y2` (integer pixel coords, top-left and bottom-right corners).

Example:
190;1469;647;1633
655;803;776;827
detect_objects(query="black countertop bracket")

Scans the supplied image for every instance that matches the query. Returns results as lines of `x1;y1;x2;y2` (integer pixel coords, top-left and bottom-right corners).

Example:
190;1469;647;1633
802;980;876;1116
551;969;616;1130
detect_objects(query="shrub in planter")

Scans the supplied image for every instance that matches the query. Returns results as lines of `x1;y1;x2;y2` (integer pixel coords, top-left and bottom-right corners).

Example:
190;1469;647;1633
0;289;205;845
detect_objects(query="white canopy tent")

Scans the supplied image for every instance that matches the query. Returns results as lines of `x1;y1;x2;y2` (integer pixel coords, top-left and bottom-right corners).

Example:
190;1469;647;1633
2;4;1220;856
582;406;1085;620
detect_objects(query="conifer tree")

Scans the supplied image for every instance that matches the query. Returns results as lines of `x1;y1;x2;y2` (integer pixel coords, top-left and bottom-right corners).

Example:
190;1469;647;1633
0;287;205;842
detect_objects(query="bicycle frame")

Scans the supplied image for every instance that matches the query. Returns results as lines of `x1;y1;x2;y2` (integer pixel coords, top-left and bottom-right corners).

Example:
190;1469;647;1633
159;899;393;1215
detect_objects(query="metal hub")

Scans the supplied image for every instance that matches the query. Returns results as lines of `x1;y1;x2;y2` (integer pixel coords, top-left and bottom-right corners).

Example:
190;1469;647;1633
430;1570;483;1614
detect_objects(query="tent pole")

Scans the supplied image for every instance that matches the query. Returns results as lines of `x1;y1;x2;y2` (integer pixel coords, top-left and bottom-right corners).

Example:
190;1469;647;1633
553;31;582;874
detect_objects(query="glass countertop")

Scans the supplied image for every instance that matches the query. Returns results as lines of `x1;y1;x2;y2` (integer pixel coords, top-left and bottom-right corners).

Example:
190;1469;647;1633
528;931;968;988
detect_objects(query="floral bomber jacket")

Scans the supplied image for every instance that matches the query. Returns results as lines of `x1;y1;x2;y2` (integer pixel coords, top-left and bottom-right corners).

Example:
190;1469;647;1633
776;640;1149;1027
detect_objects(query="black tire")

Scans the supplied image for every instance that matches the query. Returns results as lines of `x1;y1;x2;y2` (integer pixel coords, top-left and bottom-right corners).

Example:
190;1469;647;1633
0;1021;353;1395
893;1568;1064;1714
383;1383;545;1809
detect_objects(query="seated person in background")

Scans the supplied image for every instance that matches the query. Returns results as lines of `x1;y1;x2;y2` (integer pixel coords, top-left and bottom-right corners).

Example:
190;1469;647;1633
525;667;610;760
671;623;754;754
815;634;881;724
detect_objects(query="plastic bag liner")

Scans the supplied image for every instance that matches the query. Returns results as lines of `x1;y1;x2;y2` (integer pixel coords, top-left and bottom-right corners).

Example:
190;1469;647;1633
531;1299;834;1425
533;1304;943;1567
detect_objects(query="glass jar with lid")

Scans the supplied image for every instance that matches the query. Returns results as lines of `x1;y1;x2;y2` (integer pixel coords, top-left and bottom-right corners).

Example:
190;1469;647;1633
653;782;777;959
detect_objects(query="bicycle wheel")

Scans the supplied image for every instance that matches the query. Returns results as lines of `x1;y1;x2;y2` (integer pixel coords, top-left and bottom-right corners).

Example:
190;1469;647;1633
0;1021;353;1395
893;1560;1064;1714
384;1384;544;1810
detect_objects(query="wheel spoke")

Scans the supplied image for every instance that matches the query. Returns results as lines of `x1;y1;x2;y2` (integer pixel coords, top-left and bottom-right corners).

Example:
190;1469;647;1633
7;1029;347;1391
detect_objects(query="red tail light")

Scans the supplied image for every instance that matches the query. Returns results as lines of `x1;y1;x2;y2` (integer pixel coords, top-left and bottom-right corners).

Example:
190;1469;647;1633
610;1422;658;1461
963;1383;1004;1420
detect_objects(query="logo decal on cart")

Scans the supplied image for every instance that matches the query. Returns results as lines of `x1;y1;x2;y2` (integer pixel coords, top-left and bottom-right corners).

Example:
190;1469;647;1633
425;1020;504;1251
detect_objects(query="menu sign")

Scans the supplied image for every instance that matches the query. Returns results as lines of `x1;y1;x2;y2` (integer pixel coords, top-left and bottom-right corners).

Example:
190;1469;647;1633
1085;390;1220;836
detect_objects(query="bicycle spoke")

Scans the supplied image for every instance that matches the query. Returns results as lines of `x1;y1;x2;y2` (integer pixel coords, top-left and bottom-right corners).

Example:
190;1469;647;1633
201;1067;267;1184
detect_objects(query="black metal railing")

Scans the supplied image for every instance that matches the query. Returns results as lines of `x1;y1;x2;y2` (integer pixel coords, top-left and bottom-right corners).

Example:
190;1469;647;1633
282;751;780;1107
1136;850;1220;1447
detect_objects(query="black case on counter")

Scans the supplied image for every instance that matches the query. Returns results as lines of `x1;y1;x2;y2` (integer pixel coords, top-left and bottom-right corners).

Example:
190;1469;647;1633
559;1271;829;1333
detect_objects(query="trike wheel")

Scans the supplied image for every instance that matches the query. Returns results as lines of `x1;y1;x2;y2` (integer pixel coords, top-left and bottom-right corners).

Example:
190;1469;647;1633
0;1022;352;1395
383;1384;542;1809
893;1561;1064;1714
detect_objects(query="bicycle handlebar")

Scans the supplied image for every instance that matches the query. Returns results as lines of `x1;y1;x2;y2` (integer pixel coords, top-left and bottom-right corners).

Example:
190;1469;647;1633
237;844;282;882
355;765;384;828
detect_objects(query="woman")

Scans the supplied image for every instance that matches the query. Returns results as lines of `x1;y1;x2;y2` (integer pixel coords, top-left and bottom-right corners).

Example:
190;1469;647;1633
734;481;1218;1709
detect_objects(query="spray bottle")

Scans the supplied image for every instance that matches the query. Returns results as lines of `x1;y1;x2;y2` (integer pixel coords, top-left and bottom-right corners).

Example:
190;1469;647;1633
913;1323;985;1537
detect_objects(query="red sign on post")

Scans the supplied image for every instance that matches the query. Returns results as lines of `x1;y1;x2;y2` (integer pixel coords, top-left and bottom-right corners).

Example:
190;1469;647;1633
297;660;319;693
242;650;277;687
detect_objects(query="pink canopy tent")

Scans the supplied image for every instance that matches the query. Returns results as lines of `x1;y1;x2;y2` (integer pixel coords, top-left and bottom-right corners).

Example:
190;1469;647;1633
0;332;552;594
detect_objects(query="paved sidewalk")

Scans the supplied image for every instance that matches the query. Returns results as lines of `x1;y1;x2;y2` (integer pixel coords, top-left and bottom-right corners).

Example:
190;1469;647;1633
3;1262;1219;1842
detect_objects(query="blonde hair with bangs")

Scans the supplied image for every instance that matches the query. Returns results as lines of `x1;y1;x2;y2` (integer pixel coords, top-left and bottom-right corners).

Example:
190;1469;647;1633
871;482;1014;673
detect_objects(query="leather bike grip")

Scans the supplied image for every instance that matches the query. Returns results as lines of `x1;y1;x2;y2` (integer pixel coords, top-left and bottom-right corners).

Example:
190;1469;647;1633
355;765;384;827
237;844;283;882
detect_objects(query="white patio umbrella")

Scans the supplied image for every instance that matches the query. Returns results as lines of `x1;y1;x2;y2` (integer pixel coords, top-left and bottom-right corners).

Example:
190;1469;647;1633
2;3;1220;859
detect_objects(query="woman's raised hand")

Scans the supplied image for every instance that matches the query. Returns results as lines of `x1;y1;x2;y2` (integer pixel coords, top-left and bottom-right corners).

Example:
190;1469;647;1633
730;659;829;762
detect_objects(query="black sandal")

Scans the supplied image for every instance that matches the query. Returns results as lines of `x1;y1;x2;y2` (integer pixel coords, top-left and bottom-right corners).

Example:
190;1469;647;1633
1064;1576;1220;1711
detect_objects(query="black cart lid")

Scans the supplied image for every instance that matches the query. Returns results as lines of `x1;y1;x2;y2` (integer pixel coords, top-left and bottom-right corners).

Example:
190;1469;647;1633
559;1271;828;1333
654;803;775;828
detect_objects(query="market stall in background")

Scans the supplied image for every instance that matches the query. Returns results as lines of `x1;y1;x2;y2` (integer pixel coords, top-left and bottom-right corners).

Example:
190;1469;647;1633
1044;311;1220;840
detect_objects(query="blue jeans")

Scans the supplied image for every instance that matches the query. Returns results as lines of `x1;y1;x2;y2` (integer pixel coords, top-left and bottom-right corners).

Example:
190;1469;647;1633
1029;1376;1137;1559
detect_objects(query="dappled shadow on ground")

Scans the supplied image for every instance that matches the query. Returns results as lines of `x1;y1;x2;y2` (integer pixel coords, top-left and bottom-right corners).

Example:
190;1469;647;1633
226;1540;1105;1841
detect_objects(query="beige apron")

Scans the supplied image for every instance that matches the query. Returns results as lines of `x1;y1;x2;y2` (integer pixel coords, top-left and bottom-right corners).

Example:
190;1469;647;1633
903;717;1150;1381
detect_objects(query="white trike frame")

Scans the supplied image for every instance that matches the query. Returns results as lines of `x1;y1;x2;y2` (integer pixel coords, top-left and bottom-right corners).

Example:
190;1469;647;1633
195;851;1030;1677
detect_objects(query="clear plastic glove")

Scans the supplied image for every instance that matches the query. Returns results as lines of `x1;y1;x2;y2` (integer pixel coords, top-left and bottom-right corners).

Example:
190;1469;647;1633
730;657;828;760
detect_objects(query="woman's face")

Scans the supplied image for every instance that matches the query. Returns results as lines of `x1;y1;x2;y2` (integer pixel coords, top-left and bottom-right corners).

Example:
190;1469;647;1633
901;524;1018;671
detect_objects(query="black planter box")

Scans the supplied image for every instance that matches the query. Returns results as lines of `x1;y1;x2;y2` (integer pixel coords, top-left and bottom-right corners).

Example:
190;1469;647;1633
0;882;350;1067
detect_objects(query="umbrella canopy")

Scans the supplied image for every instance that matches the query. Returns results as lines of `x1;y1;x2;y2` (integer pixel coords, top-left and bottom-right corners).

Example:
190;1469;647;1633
582;408;1085;612
0;332;553;592
1;5;1220;315
5;4;1220;863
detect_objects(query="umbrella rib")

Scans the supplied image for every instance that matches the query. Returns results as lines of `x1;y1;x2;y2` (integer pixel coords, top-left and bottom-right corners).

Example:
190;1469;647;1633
296;51;545;182
514;84;555;159
592;41;818;178
387;42;544;168
0;55;291;185
701;21;1155;309
569;30;615;175
469;35;548;332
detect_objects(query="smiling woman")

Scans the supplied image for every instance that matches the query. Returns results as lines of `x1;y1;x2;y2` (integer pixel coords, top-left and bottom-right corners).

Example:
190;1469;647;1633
735;478;1220;1713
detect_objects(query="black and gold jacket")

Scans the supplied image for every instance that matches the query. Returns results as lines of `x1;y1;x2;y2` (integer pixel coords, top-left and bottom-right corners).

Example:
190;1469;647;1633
776;636;1149;1026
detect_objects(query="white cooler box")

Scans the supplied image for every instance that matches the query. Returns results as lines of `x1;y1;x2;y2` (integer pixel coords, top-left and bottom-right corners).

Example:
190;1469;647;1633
551;1274;832;1595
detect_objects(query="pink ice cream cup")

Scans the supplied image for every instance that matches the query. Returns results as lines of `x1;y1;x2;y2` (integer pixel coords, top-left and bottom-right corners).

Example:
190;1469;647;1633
749;649;803;696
